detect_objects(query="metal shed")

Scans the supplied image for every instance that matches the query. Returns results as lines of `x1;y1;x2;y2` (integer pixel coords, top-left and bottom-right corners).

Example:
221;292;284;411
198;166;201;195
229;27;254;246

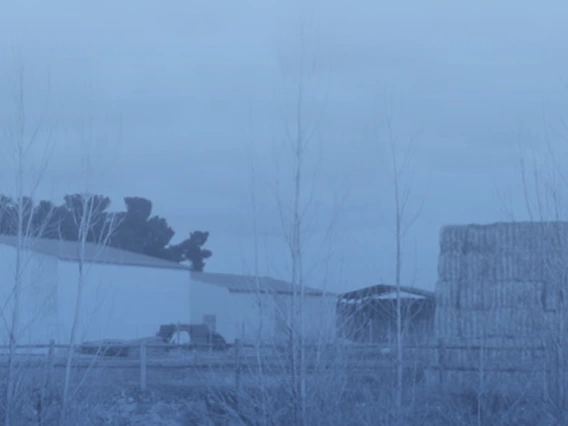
337;284;435;344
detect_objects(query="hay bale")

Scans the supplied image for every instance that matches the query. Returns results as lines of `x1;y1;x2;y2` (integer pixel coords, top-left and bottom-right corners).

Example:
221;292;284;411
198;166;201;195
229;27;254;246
438;248;560;283
439;222;568;255
433;221;568;394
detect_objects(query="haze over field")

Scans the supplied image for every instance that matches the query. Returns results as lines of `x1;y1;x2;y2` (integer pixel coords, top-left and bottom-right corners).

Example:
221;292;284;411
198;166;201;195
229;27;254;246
1;0;567;291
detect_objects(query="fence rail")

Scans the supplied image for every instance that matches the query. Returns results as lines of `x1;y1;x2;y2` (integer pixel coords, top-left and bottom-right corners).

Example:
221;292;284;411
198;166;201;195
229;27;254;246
0;339;559;392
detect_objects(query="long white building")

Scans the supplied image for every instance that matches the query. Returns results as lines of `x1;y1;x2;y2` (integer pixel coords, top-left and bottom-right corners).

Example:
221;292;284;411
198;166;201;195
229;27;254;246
0;236;337;346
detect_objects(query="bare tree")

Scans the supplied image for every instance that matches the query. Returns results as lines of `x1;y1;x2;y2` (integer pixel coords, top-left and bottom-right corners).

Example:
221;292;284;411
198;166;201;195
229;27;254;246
376;97;427;410
225;20;350;425
58;194;119;425
516;142;568;414
272;28;344;425
491;111;568;421
0;54;55;426
58;108;122;425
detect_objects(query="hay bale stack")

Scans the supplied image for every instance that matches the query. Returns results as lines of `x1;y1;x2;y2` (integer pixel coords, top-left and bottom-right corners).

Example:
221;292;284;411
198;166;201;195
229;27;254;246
433;222;568;393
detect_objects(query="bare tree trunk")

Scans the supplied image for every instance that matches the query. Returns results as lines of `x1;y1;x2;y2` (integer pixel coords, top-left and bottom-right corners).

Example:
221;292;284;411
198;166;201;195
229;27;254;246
268;30;311;426
386;110;405;411
5;151;25;426
248;19;344;424
59;193;118;426
290;78;307;424
394;176;403;410
3;59;53;426
247;152;270;424
510;129;568;410
382;101;426;414
59;243;85;426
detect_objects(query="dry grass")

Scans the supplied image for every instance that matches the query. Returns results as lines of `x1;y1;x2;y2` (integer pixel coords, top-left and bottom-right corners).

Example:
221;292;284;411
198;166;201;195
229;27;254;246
0;369;564;425
0;344;566;425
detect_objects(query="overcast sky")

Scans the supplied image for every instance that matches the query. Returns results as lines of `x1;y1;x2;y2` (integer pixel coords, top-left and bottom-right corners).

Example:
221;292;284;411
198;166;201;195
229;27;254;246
1;0;567;292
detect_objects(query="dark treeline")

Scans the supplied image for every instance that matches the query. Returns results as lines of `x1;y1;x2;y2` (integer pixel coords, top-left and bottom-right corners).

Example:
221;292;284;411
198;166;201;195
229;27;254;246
0;194;212;271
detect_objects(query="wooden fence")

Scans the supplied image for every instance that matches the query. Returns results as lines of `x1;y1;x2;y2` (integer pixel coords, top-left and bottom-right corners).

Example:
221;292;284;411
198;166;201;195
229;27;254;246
0;339;558;394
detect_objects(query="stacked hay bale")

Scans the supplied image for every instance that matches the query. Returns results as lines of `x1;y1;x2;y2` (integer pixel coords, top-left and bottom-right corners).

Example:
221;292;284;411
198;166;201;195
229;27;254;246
433;222;568;395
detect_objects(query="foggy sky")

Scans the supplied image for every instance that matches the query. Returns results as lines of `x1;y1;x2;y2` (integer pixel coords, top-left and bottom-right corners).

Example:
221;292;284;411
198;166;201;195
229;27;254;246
1;0;567;292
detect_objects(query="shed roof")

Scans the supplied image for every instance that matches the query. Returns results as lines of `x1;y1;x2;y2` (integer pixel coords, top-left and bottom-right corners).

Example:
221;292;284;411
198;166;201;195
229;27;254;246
190;271;332;296
0;235;190;271
338;284;434;301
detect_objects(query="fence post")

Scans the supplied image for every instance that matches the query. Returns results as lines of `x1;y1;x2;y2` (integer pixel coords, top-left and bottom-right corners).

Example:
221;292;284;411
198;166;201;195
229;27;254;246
235;339;242;396
38;339;56;424
44;339;55;387
438;339;446;387
140;341;147;391
47;339;55;372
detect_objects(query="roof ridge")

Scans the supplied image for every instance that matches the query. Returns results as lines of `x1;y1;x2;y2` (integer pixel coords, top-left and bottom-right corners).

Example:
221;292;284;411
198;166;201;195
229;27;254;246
0;235;190;271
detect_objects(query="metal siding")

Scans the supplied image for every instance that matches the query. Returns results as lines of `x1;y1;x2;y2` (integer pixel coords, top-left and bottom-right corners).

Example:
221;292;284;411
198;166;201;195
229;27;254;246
57;261;191;343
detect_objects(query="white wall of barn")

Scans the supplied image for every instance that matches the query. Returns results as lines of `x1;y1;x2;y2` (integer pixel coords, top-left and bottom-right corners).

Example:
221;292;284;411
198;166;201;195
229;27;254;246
188;280;238;342
229;292;279;344
257;293;338;343
188;282;295;344
0;245;338;347
186;283;338;345
267;293;338;343
301;295;338;342
56;261;191;343
0;245;59;346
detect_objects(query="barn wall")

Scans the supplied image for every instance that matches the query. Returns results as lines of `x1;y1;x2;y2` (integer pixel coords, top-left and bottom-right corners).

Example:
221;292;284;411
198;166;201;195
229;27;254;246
0;245;58;345
186;284;337;344
226;292;278;344
225;292;337;344
188;280;238;342
57;261;191;343
188;283;290;344
267;293;338;343
302;295;337;342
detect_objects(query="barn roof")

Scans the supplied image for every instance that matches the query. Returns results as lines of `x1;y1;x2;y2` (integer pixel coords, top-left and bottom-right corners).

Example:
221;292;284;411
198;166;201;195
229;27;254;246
338;283;434;302
190;271;332;296
0;235;190;271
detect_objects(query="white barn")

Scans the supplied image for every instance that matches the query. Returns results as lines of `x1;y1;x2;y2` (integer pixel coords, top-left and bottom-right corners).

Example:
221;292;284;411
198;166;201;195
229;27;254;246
0;236;337;346
0;235;192;346
189;272;337;344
